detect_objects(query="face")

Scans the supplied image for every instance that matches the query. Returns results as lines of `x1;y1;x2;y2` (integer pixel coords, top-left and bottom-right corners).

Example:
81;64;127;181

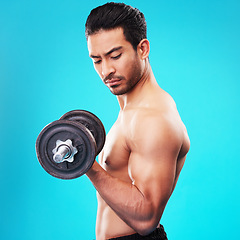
87;28;144;95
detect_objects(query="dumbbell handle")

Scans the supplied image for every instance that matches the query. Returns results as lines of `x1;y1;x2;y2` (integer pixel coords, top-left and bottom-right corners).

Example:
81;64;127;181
52;139;78;163
53;145;71;163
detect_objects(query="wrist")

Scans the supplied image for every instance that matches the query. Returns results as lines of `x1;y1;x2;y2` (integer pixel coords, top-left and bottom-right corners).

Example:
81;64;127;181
86;160;99;177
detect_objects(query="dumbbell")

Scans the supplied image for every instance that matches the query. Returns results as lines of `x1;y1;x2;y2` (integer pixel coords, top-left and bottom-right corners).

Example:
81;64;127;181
36;110;106;179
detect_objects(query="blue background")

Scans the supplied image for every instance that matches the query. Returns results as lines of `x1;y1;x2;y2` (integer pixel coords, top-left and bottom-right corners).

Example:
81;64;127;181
1;0;239;239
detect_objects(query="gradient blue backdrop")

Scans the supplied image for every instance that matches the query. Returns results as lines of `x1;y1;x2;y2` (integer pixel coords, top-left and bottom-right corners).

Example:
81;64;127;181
1;0;239;239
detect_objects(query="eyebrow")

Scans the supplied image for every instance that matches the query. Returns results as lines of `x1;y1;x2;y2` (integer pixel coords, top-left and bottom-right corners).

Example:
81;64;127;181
90;46;123;59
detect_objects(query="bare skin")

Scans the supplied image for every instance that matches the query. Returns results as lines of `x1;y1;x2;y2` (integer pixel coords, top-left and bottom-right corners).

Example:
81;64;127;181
86;28;190;240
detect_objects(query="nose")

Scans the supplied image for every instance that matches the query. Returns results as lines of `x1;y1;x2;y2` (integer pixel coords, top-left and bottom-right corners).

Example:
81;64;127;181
101;60;115;79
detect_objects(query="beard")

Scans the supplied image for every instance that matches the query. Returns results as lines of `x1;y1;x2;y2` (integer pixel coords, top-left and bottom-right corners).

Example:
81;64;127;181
108;75;140;96
104;60;143;96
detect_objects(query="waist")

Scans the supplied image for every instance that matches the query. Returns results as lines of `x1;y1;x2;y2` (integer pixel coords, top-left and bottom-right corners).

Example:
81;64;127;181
108;225;168;240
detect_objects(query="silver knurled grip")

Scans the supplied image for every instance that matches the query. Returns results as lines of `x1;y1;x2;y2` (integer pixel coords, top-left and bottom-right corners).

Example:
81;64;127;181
52;139;78;163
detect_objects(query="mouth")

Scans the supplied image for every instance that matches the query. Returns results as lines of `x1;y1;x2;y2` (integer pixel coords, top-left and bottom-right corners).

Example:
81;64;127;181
105;78;122;87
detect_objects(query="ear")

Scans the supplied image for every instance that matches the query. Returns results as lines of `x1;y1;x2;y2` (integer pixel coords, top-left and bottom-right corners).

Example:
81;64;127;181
137;39;150;60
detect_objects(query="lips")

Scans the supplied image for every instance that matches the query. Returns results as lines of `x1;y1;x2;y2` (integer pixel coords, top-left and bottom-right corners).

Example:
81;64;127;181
105;79;122;87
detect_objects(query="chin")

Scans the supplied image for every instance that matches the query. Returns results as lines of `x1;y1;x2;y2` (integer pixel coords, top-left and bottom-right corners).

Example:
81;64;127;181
110;89;127;96
109;85;132;96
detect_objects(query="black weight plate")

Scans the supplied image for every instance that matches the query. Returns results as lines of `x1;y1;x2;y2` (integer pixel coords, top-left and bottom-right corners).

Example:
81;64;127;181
36;120;96;179
60;110;105;155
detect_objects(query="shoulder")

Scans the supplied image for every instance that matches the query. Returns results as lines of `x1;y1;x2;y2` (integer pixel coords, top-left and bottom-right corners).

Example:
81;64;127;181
125;107;184;157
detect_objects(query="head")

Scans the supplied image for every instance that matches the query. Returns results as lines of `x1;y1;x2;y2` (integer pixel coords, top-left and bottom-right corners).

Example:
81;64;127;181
85;2;147;51
85;3;150;96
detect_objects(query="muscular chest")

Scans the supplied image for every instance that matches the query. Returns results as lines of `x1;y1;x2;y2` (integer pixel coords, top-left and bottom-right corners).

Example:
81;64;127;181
99;122;130;176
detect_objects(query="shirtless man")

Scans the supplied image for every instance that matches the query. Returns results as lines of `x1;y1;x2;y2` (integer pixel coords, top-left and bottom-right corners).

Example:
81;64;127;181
85;3;190;240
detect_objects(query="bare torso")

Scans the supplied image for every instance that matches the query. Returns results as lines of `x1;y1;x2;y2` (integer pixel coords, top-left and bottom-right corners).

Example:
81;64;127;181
96;88;190;239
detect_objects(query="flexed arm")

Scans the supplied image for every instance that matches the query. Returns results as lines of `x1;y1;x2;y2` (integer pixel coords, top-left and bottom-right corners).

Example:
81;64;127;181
86;115;184;236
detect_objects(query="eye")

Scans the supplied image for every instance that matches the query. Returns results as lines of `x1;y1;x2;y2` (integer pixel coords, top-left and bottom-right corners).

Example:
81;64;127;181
111;53;122;60
93;59;102;64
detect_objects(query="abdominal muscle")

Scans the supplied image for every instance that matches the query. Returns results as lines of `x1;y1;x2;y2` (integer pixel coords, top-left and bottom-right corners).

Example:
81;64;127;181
95;194;136;240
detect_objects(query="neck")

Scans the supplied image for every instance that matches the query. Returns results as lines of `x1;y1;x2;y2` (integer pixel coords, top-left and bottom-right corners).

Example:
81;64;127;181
117;60;158;110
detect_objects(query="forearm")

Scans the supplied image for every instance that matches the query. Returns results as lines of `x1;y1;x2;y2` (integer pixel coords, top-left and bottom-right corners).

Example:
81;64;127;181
86;161;159;234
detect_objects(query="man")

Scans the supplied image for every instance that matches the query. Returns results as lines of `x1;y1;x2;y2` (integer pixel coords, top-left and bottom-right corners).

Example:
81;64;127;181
85;3;190;240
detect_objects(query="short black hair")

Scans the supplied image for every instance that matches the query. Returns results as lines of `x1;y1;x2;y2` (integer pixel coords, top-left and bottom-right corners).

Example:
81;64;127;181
85;2;147;50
